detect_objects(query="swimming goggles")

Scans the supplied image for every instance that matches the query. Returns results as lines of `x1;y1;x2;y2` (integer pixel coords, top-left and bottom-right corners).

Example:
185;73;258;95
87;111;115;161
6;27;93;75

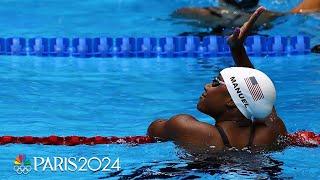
212;76;225;87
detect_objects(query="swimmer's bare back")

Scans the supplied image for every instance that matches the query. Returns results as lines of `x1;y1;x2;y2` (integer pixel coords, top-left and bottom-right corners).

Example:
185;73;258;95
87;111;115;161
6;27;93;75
172;0;320;34
171;6;283;30
148;113;285;152
148;7;287;153
291;0;320;13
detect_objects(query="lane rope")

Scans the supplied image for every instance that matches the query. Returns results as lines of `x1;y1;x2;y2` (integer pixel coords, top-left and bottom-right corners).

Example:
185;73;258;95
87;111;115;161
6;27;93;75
0;35;310;58
0;135;156;146
0;131;318;147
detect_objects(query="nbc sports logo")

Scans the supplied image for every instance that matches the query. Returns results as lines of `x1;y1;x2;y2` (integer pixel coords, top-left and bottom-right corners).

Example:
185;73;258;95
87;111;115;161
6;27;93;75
13;154;32;175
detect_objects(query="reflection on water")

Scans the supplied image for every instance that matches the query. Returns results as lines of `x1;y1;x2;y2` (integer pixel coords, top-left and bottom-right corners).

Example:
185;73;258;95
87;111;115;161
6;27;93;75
98;151;285;179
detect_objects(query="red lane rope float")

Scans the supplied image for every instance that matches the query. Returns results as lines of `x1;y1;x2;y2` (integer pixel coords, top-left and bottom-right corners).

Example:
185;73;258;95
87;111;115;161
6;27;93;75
287;131;320;147
0;135;156;146
0;131;319;147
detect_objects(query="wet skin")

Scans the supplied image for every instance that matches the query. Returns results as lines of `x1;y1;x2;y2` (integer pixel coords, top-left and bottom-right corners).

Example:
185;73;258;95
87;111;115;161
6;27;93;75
291;0;320;13
171;7;282;30
171;0;320;36
147;7;287;153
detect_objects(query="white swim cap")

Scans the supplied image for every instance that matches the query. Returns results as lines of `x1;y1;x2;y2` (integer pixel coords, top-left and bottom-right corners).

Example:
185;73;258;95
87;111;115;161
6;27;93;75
220;67;276;120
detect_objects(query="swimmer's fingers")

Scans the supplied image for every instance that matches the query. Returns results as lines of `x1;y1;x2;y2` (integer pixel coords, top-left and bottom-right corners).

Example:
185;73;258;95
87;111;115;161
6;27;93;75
239;6;266;40
232;27;240;39
227;27;241;47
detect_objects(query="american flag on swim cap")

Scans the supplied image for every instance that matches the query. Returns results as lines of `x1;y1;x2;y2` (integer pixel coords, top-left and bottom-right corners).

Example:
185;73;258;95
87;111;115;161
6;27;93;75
244;76;264;101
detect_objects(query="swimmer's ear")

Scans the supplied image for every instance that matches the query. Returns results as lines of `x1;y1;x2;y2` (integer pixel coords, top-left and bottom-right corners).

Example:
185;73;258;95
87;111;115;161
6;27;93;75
225;97;236;108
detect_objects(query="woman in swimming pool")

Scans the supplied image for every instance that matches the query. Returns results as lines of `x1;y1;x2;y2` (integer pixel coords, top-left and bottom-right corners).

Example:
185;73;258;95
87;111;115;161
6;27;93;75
173;0;320;36
147;7;287;153
221;0;320;13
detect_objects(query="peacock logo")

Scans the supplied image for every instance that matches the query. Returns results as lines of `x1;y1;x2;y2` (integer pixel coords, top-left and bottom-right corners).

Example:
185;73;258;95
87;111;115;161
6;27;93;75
13;154;32;175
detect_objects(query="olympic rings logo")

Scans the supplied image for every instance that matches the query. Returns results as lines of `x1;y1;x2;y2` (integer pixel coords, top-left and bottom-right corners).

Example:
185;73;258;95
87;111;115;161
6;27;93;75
13;165;32;175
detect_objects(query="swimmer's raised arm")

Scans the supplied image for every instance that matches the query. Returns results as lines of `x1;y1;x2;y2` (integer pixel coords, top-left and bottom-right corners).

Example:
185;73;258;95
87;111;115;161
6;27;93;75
227;7;266;69
227;7;287;136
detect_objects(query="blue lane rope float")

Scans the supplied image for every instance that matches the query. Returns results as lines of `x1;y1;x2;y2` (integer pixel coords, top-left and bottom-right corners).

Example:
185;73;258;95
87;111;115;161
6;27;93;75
0;35;310;58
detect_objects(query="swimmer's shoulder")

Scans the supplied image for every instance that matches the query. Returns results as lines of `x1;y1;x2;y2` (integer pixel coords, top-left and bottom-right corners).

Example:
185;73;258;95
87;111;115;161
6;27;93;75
252;117;287;147
252;122;277;146
165;114;225;150
148;114;225;151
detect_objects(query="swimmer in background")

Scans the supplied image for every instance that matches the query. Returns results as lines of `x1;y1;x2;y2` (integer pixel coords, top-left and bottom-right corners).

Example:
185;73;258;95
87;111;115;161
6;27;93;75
172;0;320;36
147;7;287;153
221;0;320;13
291;0;320;13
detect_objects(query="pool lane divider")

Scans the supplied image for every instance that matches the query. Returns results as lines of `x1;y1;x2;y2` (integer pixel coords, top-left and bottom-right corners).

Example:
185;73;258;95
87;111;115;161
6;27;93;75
0;131;319;147
0;135;156;146
0;35;310;58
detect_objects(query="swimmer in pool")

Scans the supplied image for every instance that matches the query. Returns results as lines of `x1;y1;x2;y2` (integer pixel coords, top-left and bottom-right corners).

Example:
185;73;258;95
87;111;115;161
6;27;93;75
147;7;287;153
222;0;320;13
173;0;320;36
291;0;320;13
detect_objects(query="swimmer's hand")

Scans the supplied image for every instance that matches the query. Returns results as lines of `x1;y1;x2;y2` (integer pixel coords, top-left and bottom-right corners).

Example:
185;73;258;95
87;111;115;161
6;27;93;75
227;6;265;68
227;6;265;49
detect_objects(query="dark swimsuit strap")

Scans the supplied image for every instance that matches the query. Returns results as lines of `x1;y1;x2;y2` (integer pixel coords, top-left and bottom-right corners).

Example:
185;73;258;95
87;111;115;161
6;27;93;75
247;124;256;147
203;7;223;18
216;123;256;148
216;125;232;148
203;7;243;25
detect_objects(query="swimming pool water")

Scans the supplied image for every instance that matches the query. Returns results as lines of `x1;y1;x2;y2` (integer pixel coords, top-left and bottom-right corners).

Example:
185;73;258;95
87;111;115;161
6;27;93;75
0;0;319;179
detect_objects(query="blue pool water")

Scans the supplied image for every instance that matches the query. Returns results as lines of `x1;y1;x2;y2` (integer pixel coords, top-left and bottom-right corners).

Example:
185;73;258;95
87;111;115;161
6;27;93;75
0;0;319;179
